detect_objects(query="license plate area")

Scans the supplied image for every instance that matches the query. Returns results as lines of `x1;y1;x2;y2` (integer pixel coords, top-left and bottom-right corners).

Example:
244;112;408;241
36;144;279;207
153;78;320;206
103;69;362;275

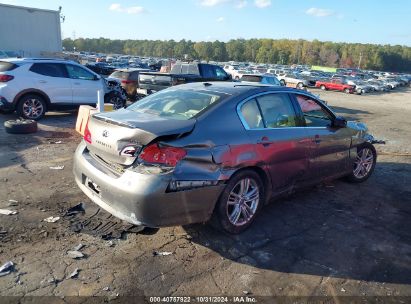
85;177;101;196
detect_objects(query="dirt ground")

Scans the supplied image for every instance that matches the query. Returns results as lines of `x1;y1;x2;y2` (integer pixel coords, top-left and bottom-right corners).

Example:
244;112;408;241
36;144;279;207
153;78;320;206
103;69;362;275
0;88;410;302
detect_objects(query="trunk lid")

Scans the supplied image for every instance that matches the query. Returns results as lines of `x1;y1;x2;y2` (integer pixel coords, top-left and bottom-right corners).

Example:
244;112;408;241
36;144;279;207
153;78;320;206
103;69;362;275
86;108;195;166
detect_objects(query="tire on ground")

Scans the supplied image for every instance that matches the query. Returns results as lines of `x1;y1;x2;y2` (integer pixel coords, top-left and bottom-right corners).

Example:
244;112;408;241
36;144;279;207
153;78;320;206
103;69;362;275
4;119;38;134
210;169;265;234
346;142;377;183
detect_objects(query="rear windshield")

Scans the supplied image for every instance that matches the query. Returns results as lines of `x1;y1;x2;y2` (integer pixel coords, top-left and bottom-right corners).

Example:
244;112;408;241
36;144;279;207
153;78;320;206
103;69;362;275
109;71;128;79
127;89;223;120
0;61;18;72
242;75;262;82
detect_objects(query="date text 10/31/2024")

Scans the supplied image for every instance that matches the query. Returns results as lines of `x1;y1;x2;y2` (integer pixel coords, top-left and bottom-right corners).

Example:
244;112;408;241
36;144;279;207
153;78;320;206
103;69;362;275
149;296;257;303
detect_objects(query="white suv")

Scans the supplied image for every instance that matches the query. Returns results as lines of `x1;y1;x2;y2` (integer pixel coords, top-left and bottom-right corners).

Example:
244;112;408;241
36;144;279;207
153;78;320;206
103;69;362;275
0;58;125;120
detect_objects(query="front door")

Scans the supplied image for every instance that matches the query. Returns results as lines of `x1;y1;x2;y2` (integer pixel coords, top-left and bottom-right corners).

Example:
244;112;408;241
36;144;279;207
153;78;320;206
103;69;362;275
65;64;103;105
293;94;352;180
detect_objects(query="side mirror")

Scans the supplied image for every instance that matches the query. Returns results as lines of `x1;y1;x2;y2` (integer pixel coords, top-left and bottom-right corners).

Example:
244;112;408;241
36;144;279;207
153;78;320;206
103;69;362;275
333;116;347;128
226;74;233;81
94;75;101;81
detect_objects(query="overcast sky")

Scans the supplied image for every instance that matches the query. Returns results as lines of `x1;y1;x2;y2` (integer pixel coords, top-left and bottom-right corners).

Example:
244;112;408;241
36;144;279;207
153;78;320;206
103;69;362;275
1;0;411;46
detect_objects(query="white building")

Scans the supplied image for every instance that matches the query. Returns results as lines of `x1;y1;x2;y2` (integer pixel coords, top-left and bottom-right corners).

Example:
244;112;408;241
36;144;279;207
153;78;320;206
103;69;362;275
0;3;62;57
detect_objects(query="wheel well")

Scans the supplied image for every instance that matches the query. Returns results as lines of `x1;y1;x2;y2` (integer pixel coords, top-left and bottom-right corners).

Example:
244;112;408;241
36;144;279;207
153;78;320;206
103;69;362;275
14;90;51;108
228;166;271;203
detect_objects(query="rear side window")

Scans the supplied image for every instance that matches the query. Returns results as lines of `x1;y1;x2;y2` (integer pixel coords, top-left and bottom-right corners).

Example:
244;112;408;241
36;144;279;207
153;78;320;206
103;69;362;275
30;63;67;78
240;99;263;129
0;61;18;72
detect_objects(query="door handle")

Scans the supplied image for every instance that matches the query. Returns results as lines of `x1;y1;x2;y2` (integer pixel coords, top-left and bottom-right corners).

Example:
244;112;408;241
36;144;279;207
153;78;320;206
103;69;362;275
257;136;271;147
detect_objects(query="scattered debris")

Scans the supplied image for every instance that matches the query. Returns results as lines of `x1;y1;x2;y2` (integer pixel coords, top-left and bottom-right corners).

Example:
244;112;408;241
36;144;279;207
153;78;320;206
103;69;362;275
153;251;173;256
43;216;60;223
73;243;85;251
50;140;63;144
0;261;14;277
65;203;85;216
49;165;64;170
0;209;18;215
8;199;18;205
242;290;252;295
103;286;109;291
106;240;115;247
341;287;346;292
68;268;80;279
67;250;84;259
0;230;7;235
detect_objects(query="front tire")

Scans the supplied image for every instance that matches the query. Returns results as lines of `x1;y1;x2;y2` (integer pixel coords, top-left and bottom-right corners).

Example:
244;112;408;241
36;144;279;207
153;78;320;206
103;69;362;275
346;143;376;183
211;170;265;234
297;82;304;89
320;85;326;90
344;88;351;94
16;94;47;120
105;91;126;110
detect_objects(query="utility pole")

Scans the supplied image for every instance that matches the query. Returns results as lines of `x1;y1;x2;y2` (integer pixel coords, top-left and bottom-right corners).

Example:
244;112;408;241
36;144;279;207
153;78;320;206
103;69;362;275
358;52;363;69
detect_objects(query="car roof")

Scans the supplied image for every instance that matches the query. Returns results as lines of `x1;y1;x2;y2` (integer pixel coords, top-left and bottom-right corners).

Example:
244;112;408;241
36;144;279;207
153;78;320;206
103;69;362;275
0;58;78;64
174;81;317;98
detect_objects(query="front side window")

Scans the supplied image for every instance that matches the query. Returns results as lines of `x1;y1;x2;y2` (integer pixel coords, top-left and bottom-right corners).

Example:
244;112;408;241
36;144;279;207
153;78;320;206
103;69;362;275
257;94;297;128
296;95;333;127
215;67;228;80
66;64;95;80
30;63;67;78
127;89;222;120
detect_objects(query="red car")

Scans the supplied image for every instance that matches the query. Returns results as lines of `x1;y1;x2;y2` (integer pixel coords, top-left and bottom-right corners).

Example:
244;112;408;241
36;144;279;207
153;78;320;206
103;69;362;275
315;79;355;94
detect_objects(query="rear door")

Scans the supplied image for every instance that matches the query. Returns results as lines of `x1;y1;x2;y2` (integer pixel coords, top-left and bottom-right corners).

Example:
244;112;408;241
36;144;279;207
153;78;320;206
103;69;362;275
28;63;72;104
293;94;352;180
65;64;103;105
238;92;312;192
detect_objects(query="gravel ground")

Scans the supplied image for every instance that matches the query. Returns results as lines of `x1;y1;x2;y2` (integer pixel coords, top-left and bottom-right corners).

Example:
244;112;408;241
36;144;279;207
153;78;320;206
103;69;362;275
0;88;410;301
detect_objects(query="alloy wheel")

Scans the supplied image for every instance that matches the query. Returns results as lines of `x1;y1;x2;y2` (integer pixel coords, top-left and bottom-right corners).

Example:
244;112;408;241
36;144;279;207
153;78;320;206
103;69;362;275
226;178;260;226
22;98;44;120
353;148;374;179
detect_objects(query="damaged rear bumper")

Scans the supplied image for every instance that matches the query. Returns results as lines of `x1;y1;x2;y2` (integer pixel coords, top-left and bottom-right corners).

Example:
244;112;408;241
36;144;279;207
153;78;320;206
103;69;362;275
73;141;225;227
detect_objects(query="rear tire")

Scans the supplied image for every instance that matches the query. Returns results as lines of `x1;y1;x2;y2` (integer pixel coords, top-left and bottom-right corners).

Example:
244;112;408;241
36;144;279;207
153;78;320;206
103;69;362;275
4;119;38;134
320;85;326;90
16;94;47;120
280;79;286;86
210;170;265;234
346;143;376;183
297;82;304;89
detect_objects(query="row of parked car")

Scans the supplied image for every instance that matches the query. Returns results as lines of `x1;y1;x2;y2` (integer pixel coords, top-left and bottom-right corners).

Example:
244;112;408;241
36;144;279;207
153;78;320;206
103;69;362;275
1;54;410;121
223;63;411;95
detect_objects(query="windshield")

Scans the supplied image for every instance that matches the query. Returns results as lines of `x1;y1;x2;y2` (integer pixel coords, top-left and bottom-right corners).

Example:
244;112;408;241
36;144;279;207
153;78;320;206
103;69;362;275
127;89;223;120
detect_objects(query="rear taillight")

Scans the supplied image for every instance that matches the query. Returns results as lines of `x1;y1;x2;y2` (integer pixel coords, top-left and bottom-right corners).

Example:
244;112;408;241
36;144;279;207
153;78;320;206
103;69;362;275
121;80;134;84
139;143;186;167
0;75;14;82
84;119;92;144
